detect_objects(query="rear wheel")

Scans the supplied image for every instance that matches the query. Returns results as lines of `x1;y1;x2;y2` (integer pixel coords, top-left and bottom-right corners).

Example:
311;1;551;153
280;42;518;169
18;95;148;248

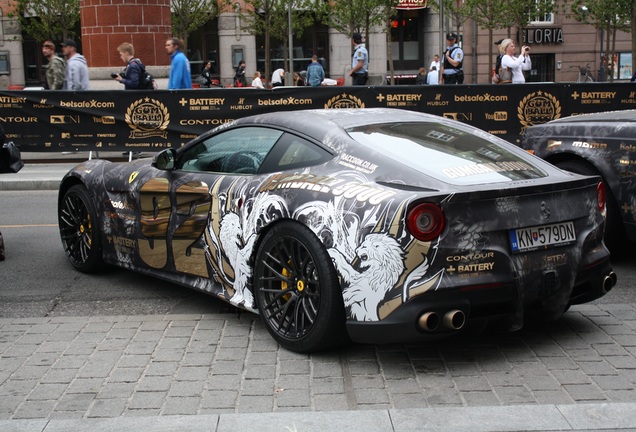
253;221;347;352
555;159;625;253
58;184;103;272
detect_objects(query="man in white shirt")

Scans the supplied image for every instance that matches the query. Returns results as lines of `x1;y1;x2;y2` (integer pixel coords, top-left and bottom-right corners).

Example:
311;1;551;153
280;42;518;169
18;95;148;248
271;68;285;87
429;54;440;72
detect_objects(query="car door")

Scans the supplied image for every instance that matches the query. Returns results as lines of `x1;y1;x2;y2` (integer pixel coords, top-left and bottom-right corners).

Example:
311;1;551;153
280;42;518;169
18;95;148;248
135;126;284;302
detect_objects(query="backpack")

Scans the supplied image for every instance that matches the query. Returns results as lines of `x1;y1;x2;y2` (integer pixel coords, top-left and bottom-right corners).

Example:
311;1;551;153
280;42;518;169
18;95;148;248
493;54;512;84
131;59;155;90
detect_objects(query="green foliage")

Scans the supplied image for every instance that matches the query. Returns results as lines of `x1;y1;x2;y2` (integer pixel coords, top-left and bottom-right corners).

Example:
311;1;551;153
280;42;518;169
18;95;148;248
7;0;80;42
172;0;225;49
563;0;632;81
239;0;326;81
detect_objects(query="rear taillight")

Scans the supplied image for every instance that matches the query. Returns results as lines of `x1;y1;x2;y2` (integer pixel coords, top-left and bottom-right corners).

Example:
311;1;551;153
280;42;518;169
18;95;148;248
596;181;606;215
406;203;446;242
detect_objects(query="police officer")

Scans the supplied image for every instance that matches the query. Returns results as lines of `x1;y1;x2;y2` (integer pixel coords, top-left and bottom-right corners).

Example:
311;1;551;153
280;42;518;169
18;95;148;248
349;33;369;85
440;32;464;84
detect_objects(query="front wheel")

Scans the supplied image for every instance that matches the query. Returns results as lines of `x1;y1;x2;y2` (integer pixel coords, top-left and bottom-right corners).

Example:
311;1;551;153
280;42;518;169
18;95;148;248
253;221;347;352
58;184;103;272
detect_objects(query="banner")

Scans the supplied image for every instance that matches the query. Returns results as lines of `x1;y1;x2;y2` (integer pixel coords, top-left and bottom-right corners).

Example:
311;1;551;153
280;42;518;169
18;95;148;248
1;83;634;152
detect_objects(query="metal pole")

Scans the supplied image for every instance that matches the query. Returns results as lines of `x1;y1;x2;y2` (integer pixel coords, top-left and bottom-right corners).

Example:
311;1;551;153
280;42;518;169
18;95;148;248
287;0;294;85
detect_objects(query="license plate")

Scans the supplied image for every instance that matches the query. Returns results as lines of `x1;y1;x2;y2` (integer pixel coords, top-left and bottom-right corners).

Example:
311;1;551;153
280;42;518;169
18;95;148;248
509;221;576;253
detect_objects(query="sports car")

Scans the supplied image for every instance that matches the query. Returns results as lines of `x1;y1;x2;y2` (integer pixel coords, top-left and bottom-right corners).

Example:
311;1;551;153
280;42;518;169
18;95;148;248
58;108;615;352
522;109;636;253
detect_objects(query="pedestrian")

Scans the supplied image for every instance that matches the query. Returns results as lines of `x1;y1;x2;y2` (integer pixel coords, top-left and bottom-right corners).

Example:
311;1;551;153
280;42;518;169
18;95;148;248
492;39;505;84
251;71;265;88
112;42;146;90
429;54;440;72
165;37;192;90
439;32;463;84
427;66;439;85
500;38;531;84
42;40;65;90
349;33;368;85
234;60;247;87
293;71;305;86
271;67;285;87
196;61;214;87
415;67;427;85
306;55;325;86
61;39;89;90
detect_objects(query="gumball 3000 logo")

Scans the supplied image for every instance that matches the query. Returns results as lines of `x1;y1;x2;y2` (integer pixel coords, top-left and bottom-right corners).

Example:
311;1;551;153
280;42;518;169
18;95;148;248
126;98;170;139
518;91;561;129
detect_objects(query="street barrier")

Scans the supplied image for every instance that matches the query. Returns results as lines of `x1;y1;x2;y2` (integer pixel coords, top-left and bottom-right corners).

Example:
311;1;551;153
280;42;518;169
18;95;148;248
1;83;634;152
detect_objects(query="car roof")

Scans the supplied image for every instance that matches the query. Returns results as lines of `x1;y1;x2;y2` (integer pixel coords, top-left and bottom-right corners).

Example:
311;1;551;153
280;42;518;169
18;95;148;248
233;108;444;132
548;109;636;124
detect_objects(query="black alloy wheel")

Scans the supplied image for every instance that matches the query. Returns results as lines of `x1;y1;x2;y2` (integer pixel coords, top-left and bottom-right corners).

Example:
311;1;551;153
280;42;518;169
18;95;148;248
58;184;103;272
253;221;347;352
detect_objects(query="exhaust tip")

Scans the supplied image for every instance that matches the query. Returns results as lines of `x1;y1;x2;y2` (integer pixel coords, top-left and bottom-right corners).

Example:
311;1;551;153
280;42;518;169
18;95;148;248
603;272;616;293
443;310;466;331
418;312;439;332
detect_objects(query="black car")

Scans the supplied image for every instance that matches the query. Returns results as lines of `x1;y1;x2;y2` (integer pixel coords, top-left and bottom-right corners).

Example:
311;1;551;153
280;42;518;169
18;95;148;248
522;109;636;252
58;108;615;352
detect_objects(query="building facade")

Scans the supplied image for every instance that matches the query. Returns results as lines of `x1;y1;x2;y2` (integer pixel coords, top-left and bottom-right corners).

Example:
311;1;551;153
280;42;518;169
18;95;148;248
0;0;631;88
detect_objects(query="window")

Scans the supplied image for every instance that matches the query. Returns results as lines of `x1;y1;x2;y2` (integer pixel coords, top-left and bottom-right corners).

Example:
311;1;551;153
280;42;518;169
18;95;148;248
177;127;282;174
261;133;334;172
529;0;554;24
347;122;547;185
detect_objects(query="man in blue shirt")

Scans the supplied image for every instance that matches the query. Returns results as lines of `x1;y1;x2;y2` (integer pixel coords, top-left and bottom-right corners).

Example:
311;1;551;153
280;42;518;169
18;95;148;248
306;55;325;86
349;33;368;85
165;38;192;89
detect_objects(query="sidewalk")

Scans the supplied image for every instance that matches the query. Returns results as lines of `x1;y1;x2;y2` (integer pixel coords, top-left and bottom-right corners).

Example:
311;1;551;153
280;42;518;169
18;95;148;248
2;160;636;431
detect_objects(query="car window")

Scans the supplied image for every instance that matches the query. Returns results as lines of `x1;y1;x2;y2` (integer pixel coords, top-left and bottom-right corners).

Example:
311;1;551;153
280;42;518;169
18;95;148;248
347;122;547;185
260;132;334;173
177;127;283;174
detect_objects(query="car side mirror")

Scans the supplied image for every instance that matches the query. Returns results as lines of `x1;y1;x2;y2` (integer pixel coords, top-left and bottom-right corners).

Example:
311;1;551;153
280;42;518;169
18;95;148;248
152;149;176;170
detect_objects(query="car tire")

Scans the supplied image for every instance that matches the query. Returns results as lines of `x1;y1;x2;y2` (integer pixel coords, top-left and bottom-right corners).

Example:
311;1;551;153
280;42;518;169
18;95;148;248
253;221;348;352
58;184;104;272
555;159;626;254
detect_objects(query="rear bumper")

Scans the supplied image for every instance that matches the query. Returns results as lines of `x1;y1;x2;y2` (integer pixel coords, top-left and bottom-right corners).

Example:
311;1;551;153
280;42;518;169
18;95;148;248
346;256;615;345
346;283;518;345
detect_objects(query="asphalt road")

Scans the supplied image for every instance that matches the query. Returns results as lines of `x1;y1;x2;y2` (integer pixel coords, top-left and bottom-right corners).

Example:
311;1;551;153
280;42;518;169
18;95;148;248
0;190;634;319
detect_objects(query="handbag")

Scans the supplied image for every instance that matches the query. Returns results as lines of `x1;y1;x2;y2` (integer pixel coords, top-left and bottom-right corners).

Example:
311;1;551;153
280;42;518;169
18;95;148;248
497;66;512;84
0;141;24;173
195;75;208;87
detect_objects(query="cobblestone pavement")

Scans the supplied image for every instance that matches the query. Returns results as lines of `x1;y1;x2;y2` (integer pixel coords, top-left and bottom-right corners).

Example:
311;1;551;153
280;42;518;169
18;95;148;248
1;303;636;422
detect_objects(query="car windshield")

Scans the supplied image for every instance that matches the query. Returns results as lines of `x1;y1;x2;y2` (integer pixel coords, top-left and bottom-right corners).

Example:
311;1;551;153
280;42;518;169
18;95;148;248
347;122;547;185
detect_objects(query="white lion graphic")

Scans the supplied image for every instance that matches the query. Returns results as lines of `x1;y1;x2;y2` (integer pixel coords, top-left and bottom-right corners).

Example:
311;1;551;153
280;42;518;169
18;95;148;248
219;212;256;307
329;233;404;321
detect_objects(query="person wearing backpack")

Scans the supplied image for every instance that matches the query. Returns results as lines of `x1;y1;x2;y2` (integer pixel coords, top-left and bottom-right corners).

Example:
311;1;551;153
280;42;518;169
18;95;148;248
114;43;150;89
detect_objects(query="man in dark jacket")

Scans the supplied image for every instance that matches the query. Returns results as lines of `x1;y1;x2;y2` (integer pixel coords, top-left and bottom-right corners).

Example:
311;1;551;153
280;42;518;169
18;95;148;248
114;42;146;89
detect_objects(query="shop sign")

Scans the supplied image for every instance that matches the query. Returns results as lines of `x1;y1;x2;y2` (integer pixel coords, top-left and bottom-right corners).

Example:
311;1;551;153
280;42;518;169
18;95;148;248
522;27;564;44
396;0;427;10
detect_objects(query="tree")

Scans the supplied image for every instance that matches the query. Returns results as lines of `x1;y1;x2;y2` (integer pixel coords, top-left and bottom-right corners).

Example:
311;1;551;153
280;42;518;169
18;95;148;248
563;0;631;81
7;0;80;42
325;0;387;80
240;0;324;84
172;0;225;51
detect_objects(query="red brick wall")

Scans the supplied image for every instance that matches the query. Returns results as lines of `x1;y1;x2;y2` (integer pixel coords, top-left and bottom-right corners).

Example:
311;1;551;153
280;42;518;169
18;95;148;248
80;0;172;67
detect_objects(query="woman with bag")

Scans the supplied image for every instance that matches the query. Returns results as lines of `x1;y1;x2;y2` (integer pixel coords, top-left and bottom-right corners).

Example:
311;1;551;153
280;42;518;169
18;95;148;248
196;61;214;87
499;39;532;84
233;60;247;87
